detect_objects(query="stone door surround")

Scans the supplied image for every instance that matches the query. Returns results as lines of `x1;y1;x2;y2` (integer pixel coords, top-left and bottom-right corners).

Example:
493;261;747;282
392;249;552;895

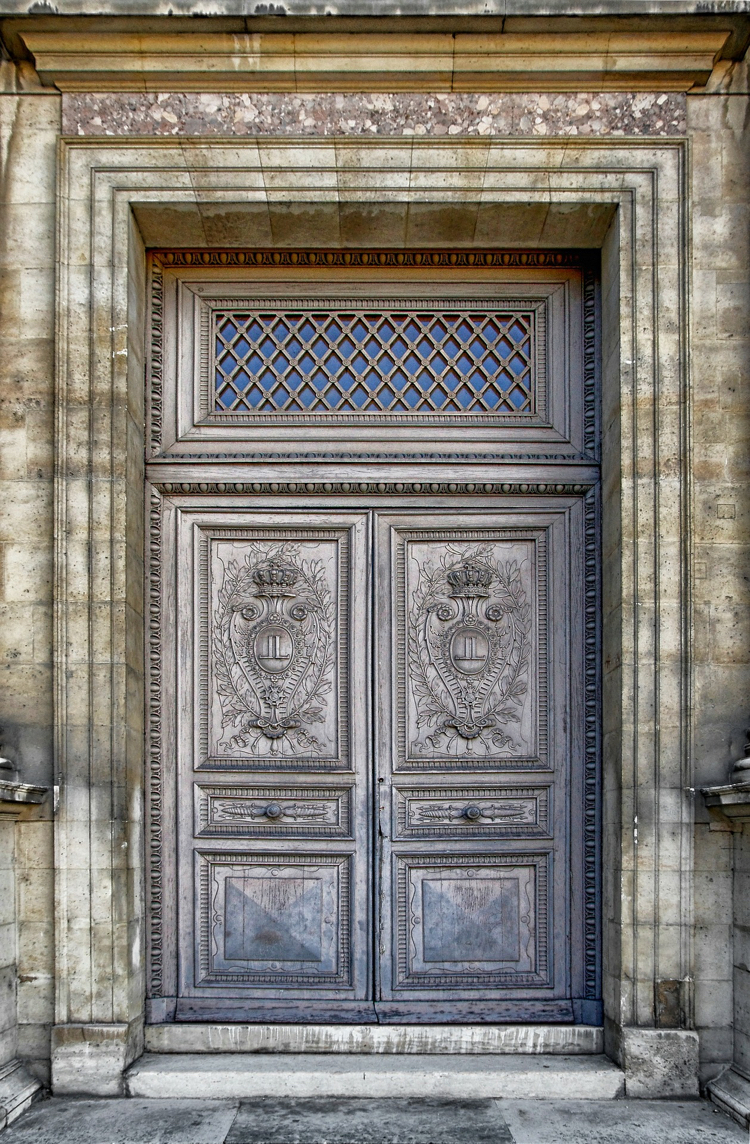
51;136;698;1097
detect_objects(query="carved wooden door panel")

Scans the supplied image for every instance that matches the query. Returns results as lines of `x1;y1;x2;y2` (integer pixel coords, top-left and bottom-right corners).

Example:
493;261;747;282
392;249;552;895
374;507;593;1022
165;506;373;1021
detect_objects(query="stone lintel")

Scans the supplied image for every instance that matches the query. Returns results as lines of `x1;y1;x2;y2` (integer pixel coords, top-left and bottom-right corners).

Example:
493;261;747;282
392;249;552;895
19;30;731;92
51;1020;144;1096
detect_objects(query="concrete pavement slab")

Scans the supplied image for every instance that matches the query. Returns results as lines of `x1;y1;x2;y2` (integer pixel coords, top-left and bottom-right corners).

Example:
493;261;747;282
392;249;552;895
501;1098;746;1143
0;1097;240;1144
0;1094;747;1142
226;1097;512;1143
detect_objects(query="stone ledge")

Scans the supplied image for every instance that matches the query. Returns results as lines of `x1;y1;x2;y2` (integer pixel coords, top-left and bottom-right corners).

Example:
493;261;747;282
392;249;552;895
701;781;750;827
708;1067;750;1129
0;779;48;820
0;1059;44;1131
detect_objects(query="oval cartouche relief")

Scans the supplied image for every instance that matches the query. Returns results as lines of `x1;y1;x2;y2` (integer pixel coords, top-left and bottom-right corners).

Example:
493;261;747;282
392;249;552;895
449;626;489;675
254;624;294;674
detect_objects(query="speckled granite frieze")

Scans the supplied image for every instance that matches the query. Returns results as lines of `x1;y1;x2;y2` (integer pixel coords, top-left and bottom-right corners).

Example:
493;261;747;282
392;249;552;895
63;91;686;138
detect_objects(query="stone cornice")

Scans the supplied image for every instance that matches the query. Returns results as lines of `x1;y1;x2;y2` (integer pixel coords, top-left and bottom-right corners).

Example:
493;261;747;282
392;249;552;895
702;781;750;826
0;777;48;819
18;29;732;92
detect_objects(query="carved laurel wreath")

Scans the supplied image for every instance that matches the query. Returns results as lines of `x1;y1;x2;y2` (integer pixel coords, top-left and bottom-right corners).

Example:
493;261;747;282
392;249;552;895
408;543;531;756
213;542;335;754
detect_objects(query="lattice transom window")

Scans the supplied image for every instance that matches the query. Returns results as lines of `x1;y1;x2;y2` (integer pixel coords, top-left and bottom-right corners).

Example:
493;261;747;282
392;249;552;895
213;309;535;415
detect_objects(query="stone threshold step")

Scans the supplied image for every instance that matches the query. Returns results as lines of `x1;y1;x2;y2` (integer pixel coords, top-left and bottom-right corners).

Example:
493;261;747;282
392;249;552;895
145;1023;603;1055
125;1053;624;1100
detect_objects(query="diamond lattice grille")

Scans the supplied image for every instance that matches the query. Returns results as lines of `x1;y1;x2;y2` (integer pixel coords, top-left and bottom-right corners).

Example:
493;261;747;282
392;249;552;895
214;309;535;415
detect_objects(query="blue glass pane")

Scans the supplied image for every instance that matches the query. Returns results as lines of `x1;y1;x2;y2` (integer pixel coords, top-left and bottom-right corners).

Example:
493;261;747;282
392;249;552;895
214;307;534;414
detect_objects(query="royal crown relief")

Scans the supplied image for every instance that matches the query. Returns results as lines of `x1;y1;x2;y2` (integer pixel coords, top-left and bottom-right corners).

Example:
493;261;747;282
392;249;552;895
210;539;341;763
405;539;538;764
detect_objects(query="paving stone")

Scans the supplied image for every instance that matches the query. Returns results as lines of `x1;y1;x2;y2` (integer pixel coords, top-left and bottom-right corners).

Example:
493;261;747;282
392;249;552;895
226;1097;511;1144
0;1097;239;1144
501;1098;746;1143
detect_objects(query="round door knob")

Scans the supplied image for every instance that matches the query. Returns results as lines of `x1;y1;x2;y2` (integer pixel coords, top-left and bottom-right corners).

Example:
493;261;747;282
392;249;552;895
464;805;482;821
265;803;283;819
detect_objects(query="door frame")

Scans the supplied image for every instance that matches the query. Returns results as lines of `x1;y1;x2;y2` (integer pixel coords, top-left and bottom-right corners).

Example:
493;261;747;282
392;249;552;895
51;136;696;1092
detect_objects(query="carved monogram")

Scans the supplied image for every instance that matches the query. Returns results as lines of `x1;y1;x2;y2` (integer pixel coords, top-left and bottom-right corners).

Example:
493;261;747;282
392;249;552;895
212;542;336;758
408;543;532;759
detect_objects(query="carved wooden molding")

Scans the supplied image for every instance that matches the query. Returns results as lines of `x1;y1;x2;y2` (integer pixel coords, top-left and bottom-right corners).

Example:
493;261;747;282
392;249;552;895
154;250;594;270
154;480;594;496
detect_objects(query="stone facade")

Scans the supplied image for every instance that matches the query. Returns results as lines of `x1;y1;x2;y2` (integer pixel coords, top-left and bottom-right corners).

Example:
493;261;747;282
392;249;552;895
1;2;750;1124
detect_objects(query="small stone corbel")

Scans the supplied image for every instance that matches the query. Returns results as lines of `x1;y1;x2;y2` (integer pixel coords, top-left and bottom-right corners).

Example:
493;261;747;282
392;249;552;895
701;730;750;829
729;729;750;783
0;726;15;781
0;729;47;817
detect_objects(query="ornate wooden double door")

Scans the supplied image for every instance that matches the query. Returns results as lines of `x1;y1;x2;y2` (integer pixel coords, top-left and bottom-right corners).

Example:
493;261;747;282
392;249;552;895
146;253;600;1024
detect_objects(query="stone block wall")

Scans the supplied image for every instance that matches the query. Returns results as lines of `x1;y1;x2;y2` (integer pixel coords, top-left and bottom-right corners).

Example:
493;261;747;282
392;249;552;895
688;57;750;1085
0;92;60;1085
0;820;16;1071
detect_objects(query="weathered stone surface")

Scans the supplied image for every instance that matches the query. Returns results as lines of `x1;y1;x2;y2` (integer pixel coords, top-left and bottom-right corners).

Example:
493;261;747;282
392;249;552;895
227;1098;511;1144
0;1059;43;1129
618;1029;700;1098
503;1098;744;1143
689;55;750;1094
144;1022;603;1055
708;1067;750;1129
51;1022;143;1097
1;1097;239;1143
2;1095;747;1143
